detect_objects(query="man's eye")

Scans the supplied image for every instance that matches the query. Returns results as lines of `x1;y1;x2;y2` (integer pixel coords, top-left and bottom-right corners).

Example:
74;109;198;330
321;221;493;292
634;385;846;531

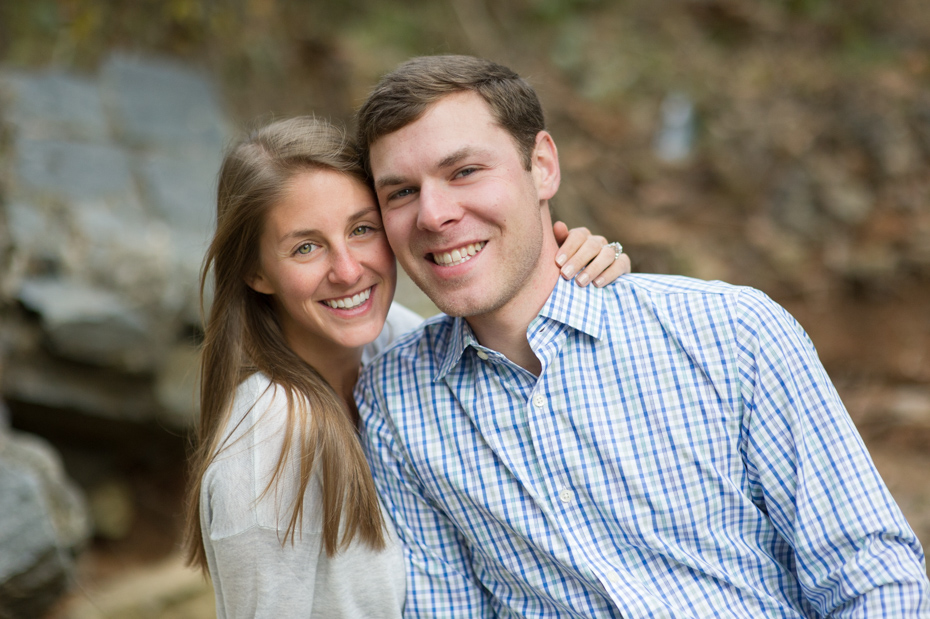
351;225;372;236
455;167;478;179
391;187;416;200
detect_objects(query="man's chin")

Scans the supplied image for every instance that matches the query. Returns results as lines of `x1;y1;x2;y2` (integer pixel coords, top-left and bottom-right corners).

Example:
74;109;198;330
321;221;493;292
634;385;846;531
421;284;506;318
404;265;502;317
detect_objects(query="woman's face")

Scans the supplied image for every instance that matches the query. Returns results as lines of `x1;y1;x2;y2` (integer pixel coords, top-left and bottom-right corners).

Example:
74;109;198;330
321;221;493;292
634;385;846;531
248;169;396;365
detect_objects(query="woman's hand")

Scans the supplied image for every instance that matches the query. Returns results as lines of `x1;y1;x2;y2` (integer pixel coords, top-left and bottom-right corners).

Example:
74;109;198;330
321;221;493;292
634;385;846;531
553;221;631;287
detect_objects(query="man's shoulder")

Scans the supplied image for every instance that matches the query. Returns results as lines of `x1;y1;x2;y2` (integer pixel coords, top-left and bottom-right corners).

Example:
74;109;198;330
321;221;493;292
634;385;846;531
604;273;796;339
610;273;745;297
607;273;782;311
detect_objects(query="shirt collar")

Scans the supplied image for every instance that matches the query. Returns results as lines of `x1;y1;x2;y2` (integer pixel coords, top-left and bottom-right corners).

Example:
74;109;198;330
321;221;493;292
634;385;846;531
434;315;474;381
536;274;604;341
434;275;605;381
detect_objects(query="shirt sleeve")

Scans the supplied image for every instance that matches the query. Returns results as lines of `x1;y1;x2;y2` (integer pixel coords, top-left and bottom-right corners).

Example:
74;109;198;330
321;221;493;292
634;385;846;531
357;372;495;618
733;287;930;616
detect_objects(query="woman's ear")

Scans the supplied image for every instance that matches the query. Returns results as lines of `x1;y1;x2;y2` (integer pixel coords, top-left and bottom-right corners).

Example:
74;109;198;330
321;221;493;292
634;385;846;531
246;270;273;295
531;131;561;201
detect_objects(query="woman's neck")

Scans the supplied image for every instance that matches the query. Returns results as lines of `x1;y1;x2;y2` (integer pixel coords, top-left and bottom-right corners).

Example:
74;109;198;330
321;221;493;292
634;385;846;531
305;346;364;422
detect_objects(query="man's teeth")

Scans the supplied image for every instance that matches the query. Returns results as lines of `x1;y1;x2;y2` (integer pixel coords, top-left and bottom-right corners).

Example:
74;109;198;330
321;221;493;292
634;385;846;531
324;287;371;309
432;242;486;266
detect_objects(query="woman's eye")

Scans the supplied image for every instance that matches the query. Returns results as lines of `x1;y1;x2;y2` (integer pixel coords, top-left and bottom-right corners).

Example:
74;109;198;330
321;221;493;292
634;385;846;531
351;225;372;236
296;243;316;255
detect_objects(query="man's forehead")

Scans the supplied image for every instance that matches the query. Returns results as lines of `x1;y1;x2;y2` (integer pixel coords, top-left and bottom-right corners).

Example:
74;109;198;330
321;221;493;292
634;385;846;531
371;92;494;146
369;92;504;176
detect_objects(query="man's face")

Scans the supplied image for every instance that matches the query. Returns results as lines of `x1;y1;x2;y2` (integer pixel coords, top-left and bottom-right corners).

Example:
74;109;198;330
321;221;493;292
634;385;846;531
369;91;559;318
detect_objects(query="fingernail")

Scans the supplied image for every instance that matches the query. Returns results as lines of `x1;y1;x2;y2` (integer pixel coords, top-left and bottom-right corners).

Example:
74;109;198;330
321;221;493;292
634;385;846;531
593;277;604;287
556;253;567;266
561;264;575;278
577;273;590;286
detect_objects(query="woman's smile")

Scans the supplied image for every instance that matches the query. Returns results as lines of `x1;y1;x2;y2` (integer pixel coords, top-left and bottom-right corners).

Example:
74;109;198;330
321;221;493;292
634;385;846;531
322;285;373;310
248;169;397;367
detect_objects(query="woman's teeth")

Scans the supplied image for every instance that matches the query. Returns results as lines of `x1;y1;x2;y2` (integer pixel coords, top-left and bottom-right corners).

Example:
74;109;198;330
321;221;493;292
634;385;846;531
324;287;371;309
432;242;486;266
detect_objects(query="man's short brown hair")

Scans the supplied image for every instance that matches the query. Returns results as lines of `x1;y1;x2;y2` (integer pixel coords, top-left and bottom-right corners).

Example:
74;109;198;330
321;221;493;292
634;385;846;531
356;55;546;175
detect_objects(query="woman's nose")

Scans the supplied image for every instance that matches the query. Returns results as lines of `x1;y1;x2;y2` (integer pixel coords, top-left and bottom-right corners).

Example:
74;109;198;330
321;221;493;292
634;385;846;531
328;246;363;285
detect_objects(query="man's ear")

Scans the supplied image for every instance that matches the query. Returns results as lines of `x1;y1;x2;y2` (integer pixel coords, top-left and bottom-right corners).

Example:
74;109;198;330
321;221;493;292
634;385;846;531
246;270;274;295
531;131;561;201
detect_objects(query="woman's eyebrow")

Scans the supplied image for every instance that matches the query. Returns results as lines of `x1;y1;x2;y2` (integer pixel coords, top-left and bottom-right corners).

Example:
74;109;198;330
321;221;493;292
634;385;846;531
278;206;378;243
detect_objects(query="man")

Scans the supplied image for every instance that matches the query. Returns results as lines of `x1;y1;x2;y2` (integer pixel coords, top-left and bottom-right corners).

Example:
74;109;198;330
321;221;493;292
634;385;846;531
354;55;930;617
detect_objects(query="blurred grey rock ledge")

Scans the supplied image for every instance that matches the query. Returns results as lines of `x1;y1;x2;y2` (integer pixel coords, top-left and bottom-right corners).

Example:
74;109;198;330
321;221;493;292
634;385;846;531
0;427;91;618
0;52;230;429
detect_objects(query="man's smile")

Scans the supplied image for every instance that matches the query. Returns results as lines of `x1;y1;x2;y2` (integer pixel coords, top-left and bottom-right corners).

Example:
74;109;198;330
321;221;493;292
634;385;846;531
430;241;486;266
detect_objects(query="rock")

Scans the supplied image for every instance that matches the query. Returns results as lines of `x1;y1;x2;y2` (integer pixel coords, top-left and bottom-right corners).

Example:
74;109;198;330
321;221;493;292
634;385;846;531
0;71;109;143
99;53;229;155
3;201;66;277
0;52;231;427
13;138;139;207
0;428;91;619
1;348;160;423
16;278;158;372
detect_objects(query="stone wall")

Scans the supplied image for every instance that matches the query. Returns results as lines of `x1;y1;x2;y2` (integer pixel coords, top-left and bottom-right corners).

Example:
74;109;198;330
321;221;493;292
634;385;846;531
1;53;228;428
0;53;229;616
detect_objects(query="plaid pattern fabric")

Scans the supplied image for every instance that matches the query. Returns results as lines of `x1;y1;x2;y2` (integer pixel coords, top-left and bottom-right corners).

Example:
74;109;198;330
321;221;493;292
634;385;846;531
358;274;930;618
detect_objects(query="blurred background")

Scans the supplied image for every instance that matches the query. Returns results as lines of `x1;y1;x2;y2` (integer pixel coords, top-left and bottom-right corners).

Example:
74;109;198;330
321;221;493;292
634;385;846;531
0;0;927;616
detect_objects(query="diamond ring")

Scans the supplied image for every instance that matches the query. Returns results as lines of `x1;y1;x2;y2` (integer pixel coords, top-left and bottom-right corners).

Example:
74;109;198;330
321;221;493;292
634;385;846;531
607;242;623;261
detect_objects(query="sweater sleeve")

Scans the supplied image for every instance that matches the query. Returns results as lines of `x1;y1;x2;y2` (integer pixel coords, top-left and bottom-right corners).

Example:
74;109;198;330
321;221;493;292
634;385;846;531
203;512;322;618
199;375;324;618
200;374;407;618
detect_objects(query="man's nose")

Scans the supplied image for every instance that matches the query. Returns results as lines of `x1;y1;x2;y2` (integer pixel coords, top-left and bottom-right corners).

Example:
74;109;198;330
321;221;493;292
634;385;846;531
416;182;463;232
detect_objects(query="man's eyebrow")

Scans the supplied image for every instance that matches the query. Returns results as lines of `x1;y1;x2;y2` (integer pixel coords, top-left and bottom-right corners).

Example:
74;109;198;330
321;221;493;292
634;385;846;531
437;147;474;170
375;146;494;191
375;174;406;191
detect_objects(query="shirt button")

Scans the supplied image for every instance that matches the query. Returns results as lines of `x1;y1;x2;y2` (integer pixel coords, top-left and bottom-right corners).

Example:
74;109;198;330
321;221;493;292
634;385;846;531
532;394;545;408
607;573;622;585
558;488;574;504
476;350;489;360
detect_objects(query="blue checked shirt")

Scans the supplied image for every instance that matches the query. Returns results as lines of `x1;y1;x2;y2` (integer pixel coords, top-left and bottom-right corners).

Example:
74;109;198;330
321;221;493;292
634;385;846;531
357;274;930;618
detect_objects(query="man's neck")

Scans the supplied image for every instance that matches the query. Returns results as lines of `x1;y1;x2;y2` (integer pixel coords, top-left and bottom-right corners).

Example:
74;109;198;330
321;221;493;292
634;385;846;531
466;254;561;377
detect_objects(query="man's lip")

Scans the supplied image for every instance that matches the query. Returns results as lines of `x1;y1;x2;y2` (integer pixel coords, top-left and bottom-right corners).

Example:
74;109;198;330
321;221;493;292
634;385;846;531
427;241;487;265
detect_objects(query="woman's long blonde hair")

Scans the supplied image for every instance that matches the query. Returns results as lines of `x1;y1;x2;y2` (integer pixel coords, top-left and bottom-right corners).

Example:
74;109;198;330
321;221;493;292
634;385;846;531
184;117;385;571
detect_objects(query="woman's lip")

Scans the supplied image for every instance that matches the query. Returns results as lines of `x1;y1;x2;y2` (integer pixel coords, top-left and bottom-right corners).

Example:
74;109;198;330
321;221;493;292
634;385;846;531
319;285;373;309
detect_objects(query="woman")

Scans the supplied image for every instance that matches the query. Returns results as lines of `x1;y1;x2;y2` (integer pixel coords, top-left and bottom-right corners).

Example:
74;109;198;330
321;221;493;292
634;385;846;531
184;116;629;618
